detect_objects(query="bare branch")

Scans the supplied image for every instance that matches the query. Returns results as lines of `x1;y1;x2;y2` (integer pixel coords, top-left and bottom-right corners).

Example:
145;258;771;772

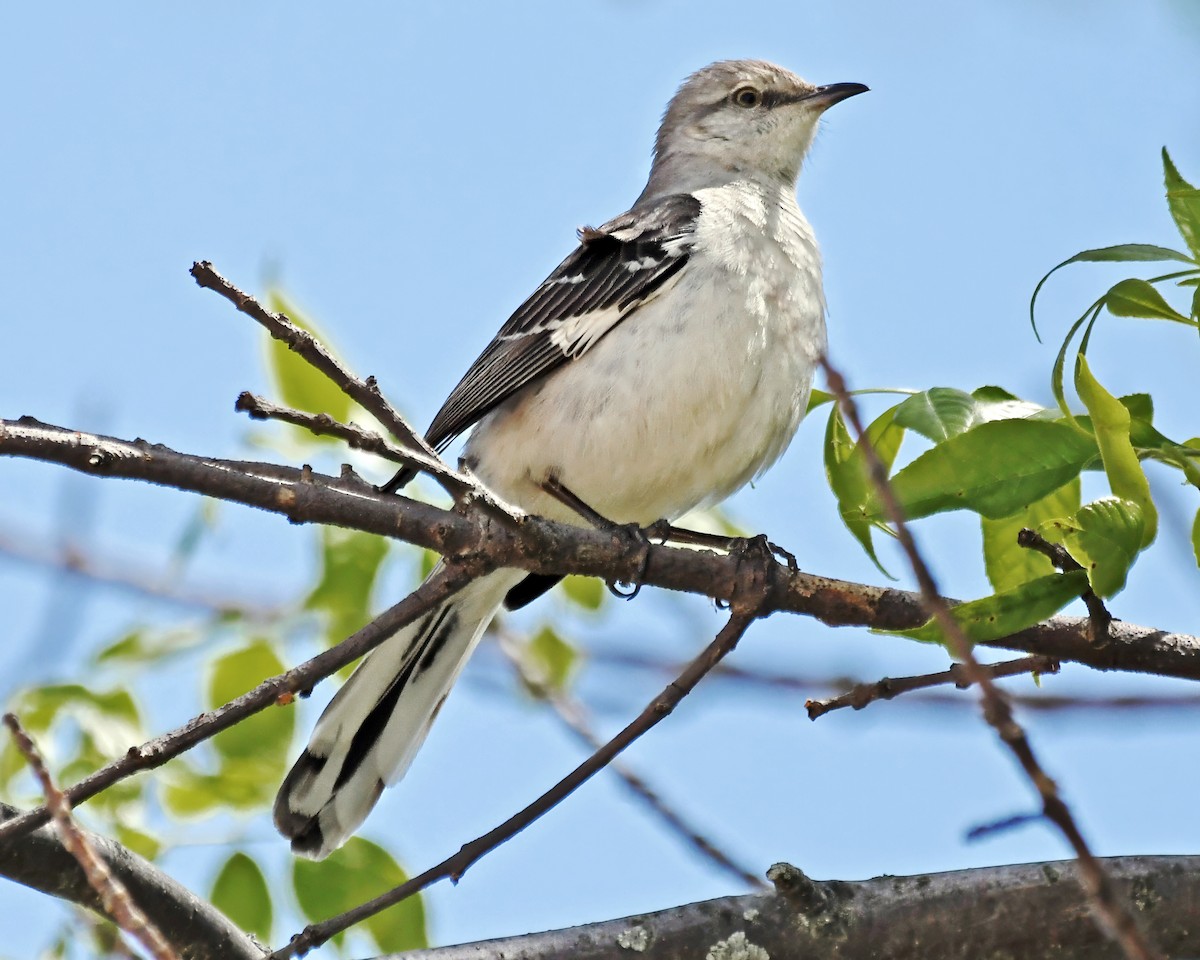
0;562;476;845
806;655;1060;719
272;601;767;958
236;392;423;469
586;648;1200;713
4;714;180;960
821;355;1161;960
3;417;1198;683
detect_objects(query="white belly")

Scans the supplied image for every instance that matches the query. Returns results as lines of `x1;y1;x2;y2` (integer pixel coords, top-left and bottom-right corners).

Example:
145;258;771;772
465;185;826;527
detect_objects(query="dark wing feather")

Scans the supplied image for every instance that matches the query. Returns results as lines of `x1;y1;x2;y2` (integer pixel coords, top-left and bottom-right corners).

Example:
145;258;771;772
381;194;701;493
428;193;702;449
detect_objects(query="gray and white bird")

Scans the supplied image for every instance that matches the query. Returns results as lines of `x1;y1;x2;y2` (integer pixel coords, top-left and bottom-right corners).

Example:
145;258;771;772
275;59;867;859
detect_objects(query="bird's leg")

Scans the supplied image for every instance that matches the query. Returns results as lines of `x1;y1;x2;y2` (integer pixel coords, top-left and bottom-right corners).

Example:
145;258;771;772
540;473;616;531
642;521;799;574
540;473;651;599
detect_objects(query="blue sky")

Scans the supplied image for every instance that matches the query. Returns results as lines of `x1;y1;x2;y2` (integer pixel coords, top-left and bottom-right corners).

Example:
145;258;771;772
3;2;1200;956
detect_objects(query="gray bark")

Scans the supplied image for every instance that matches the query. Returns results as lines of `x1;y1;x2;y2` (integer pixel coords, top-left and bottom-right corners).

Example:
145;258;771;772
383;858;1200;960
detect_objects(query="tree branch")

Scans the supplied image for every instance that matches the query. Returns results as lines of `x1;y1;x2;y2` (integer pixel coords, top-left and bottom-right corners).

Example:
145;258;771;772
4;714;180;960
376;857;1200;960
3;417;1197;681
235;392;424;471
0;802;263;960
805;655;1060;719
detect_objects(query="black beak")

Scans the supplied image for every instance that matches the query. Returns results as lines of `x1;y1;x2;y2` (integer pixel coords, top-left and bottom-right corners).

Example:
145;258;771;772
805;82;870;109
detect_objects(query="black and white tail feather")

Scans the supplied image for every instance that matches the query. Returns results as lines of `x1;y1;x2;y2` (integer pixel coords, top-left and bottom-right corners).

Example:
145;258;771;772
274;568;522;858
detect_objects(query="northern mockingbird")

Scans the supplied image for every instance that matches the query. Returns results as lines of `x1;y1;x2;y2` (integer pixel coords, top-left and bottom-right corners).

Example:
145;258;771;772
275;59;867;859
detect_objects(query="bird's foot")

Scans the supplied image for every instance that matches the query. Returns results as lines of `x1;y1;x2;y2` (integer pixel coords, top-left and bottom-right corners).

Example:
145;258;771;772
644;522;799;574
539;473;651;600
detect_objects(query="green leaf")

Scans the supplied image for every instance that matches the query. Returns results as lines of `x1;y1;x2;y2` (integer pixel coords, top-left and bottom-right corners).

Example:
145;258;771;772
892;388;981;441
293;837;427;952
306;527;391;646
1030;243;1194;338
211;852;273;942
970;386;1055;421
94;626;204;666
1104;278;1194;325
160;767;224;816
113;824;162;861
1119;393;1153;423
265;290;353;425
172;498;220;569
161;754;281;814
893;387;1051;444
208;641;293;765
1113;396;1200;490
881;571;1089;646
561;575;605;611
1045;498;1146;598
877;420;1096;522
982;477;1081;593
14;684;140;732
806;388;834;413
521;626;579;694
1163;148;1200;260
824;404;905;575
1;686;142;786
1074;356;1157;546
1192;507;1200;569
1050;300;1105;422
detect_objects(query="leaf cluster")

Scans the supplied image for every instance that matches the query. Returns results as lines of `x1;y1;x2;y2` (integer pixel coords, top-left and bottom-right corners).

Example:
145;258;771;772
824;149;1200;645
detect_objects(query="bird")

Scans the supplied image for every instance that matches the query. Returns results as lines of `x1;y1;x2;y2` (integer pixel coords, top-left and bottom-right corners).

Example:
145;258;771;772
274;59;867;859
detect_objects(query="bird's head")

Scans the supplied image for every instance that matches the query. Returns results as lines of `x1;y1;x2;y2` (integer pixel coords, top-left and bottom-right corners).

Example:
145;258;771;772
643;60;867;201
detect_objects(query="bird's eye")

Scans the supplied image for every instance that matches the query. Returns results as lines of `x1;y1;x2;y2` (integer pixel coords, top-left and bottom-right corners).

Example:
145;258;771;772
733;87;761;108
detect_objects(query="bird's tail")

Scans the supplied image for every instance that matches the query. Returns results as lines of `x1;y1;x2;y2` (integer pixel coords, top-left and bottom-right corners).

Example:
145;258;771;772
274;567;520;859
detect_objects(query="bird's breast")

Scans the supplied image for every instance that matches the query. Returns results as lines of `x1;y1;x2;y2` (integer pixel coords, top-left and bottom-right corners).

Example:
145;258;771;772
468;188;826;526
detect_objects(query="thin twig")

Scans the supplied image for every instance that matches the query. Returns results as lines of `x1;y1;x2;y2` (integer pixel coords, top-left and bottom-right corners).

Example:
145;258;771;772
493;624;766;890
965;811;1043;842
271;605;765;958
806;655;1060;719
820;354;1161;960
3;714;179;960
236;391;431;472
0;562;476;845
191;261;469;499
1018;527;1114;644
586;649;1200;712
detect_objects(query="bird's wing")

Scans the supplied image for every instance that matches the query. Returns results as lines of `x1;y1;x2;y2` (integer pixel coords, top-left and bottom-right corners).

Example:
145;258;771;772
422;193;702;451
